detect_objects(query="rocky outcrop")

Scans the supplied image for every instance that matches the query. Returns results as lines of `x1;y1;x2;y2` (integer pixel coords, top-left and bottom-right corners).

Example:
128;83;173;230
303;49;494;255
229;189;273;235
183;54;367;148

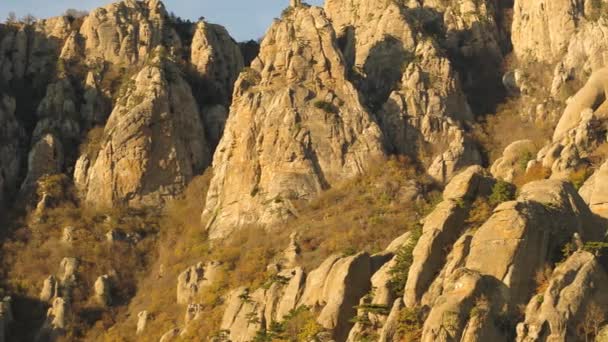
420;268;506;342
79;0;181;66
0;16;73;84
0;95;24;206
94;275;112;306
190;21;243;105
136;310;148;335
553;68;608;141
512;0;584;64
75;56;210;209
20;134;64;195
465;180;599;305
580;161;608;220
37;297;68;341
405;166;495;307
202;6;385;238
527;69;608;180
221;252;372;342
325;0;483;183
516;251;608;342
32;78;80;142
176;261;222;304
40;276;58;302
491;140;537;182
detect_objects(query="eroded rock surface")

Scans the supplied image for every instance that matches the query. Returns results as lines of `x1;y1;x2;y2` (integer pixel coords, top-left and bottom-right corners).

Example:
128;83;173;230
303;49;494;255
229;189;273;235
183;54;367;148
203;6;385;238
75;56;210;208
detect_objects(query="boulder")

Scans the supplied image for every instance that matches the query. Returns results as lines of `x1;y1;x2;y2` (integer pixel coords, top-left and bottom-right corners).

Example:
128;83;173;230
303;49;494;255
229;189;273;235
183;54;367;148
176;261;221;304
37;297;68;341
420;268;505;342
516;251;608;342
405;166;494;307
491;140;537;182
315;252;372;341
94;275;112;306
553;68;608;140
465;180;599;305
580;160;608;220
136;310;148;335
159;327;181;342
378;299;403;342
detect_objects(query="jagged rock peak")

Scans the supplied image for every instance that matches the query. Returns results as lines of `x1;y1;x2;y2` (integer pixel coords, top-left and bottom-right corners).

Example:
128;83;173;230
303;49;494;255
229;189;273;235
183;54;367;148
79;0;181;66
190;20;244;105
74;54;210;209
202;5;385;238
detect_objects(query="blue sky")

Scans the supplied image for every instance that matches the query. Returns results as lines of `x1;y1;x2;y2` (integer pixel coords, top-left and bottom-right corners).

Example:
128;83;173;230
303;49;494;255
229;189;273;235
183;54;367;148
0;0;325;41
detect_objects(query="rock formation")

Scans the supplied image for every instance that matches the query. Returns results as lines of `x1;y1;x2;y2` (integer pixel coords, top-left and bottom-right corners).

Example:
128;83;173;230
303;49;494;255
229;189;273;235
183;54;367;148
176;261;221;304
0;95;24;206
491;140;537;182
512;0;584;64
75;55;210;208
580;160;608;220
37;297;68;341
516;250;608;342
94;275;112;306
79;0;181;66
202;5;385;238
136;310;149;335
190;21;243;106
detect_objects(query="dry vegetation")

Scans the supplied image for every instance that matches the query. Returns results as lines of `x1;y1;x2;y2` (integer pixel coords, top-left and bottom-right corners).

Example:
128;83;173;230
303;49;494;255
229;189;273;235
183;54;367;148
88;157;440;340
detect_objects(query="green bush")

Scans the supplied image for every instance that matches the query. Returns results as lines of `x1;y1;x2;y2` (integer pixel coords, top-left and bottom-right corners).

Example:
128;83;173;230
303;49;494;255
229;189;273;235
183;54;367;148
489;180;515;206
313;100;339;114
387;224;423;296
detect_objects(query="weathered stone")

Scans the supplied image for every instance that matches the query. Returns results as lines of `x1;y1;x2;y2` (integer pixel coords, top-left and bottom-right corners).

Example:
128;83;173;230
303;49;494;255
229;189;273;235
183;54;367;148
136;310;148;335
465;180;599;305
37;297;68;341
191;21;243;106
580;160;608;219
40;276;58;302
378;299;403;342
159;327;181;342
405;200;469;307
443;165;495;200
76;57;210;209
20;134;64;195
553;68;608;140
79;0;181;66
512;0;584;63
516;251;608;342
420;268;505;342
491;140;538;182
202;6;385;238
61;227;75;243
176;261;221;305
94;275;111;306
